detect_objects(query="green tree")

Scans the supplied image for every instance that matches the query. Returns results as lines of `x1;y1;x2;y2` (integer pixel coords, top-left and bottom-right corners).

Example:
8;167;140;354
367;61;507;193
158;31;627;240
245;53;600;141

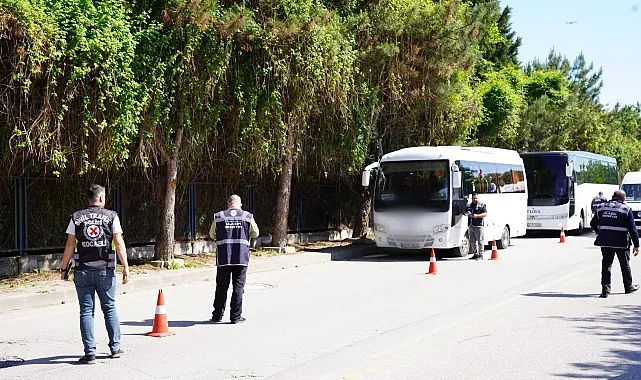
520;51;607;153
357;0;488;151
1;0;143;176
474;65;525;148
602;103;641;176
130;0;233;260
477;3;521;73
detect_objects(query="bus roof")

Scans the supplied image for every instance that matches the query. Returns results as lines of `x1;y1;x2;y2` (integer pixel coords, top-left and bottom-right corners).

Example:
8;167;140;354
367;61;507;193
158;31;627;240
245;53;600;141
381;146;523;164
520;150;617;164
622;171;641;184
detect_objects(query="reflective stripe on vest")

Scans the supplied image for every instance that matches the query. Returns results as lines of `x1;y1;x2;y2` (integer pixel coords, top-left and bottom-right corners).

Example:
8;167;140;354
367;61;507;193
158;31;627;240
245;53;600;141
595;201;633;249
216;238;250;246
599;226;629;232
215;208;252;266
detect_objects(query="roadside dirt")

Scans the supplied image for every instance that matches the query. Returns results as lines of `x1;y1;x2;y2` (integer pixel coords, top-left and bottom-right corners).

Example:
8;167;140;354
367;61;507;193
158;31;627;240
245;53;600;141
0;241;356;294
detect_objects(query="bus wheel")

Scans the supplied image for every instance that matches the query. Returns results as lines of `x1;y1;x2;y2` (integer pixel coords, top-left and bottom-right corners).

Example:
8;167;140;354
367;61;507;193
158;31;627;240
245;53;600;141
497;226;510;249
455;232;469;257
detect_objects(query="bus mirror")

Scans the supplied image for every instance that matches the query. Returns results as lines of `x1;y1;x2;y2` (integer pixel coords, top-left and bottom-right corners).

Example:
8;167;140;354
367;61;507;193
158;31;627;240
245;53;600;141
452;171;462;188
565;162;574;177
362;162;380;187
451;163;462;188
362;170;371;187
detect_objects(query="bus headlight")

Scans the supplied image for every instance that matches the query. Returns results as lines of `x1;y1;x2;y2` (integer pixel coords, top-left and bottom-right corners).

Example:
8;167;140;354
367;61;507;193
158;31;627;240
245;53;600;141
433;224;449;234
374;223;388;233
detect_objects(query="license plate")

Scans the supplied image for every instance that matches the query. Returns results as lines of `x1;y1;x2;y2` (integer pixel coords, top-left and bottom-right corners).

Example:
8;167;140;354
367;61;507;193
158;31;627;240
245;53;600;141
400;242;421;249
527;223;542;227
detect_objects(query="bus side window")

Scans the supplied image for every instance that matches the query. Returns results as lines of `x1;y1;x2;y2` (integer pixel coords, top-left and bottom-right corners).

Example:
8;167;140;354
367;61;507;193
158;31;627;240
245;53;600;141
458;160;476;196
479;162;499;193
512;166;525;193
497;164;514;193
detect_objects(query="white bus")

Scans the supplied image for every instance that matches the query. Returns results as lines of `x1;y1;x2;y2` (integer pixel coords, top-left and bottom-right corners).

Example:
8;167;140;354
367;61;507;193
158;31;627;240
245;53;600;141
362;146;528;257
521;151;618;233
621;171;641;228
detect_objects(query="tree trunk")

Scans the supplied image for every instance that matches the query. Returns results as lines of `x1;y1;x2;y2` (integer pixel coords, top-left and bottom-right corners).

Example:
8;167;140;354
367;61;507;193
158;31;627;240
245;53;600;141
352;195;371;238
154;126;183;261
272;127;295;247
346;177;371;238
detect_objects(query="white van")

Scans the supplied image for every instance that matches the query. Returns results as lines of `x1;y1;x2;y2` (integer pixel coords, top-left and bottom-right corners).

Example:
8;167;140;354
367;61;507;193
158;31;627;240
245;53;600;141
620;171;641;228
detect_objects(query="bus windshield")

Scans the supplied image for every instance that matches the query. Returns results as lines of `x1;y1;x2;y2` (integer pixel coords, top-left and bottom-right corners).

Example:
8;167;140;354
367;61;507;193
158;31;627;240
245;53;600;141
622;184;641;201
522;155;569;206
374;160;449;212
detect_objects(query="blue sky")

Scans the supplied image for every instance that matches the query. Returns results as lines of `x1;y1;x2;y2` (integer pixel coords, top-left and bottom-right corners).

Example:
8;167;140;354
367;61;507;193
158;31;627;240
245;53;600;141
499;0;641;107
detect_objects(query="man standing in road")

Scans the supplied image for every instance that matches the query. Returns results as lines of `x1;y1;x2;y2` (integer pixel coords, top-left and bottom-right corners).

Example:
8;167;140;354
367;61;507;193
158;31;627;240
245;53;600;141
591;191;607;214
60;184;129;364
466;192;487;260
590;189;639;298
209;194;259;324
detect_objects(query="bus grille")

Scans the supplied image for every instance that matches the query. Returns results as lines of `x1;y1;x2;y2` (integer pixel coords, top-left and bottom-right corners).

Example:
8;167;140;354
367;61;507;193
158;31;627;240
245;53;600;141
387;234;435;248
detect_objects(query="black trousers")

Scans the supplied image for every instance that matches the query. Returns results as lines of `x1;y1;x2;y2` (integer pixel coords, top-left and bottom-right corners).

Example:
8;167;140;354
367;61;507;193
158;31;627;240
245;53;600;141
213;265;247;321
601;247;633;293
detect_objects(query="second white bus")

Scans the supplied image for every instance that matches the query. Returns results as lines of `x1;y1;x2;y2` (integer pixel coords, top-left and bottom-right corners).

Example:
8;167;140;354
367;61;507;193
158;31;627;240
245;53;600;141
521;151;618;233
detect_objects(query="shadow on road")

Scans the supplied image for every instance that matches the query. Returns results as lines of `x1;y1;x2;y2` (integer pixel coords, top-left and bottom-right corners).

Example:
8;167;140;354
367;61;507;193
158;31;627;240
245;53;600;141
0;354;79;368
545;304;641;378
523;230;596;239
121;319;210;328
522;291;596;298
339;250;431;263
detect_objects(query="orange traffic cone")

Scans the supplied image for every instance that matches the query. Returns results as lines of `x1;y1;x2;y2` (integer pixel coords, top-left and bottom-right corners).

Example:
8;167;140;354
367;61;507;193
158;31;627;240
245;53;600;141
559;227;566;243
490;240;499;260
426;248;438;275
146;289;175;337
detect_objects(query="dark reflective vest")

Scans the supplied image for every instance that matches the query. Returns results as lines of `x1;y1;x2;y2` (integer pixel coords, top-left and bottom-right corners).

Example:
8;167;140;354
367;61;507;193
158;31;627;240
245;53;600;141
215;208;252;266
591;195;607;213
594;200;636;249
72;206;117;270
465;202;486;227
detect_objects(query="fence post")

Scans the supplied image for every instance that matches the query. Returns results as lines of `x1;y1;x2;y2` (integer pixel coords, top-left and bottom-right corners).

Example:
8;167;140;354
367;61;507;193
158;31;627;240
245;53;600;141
188;183;196;240
113;183;123;220
14;177;27;256
337;182;341;229
246;184;254;214
295;185;301;232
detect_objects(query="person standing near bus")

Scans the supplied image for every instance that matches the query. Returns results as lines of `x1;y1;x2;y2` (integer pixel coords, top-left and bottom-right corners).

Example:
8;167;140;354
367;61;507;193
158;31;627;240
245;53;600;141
591;191;607;213
590;189;639;298
466;192;487;260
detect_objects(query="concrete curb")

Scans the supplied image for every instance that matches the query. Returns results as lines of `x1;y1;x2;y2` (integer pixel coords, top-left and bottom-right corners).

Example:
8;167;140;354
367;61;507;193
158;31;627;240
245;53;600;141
0;245;378;313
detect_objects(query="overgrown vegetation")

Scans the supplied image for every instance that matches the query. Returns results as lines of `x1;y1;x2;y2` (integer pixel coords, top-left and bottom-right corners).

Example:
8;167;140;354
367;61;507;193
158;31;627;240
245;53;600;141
2;0;640;257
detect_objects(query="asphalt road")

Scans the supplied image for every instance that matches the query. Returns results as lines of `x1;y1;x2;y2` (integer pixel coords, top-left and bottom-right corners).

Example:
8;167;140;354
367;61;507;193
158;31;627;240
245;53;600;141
2;233;641;379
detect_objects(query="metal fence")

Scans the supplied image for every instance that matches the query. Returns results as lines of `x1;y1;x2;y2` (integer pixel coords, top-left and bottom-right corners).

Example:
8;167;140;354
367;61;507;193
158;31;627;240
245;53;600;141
1;176;354;257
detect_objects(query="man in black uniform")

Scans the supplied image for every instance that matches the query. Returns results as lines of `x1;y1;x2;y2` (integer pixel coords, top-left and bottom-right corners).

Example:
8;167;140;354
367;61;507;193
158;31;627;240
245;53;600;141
209;194;259;324
60;184;129;364
590;189;639;298
466;192;487;260
591;191;607;214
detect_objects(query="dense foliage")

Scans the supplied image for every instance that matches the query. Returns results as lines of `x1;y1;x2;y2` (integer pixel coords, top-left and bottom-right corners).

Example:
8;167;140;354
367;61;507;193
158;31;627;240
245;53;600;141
2;0;641;250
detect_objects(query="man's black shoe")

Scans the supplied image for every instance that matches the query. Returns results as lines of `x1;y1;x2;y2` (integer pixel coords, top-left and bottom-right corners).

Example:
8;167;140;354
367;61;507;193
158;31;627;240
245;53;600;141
469;255;480;260
78;355;96;364
599;292;609;298
625;284;640;294
230;317;246;324
211;314;223;323
110;349;124;359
